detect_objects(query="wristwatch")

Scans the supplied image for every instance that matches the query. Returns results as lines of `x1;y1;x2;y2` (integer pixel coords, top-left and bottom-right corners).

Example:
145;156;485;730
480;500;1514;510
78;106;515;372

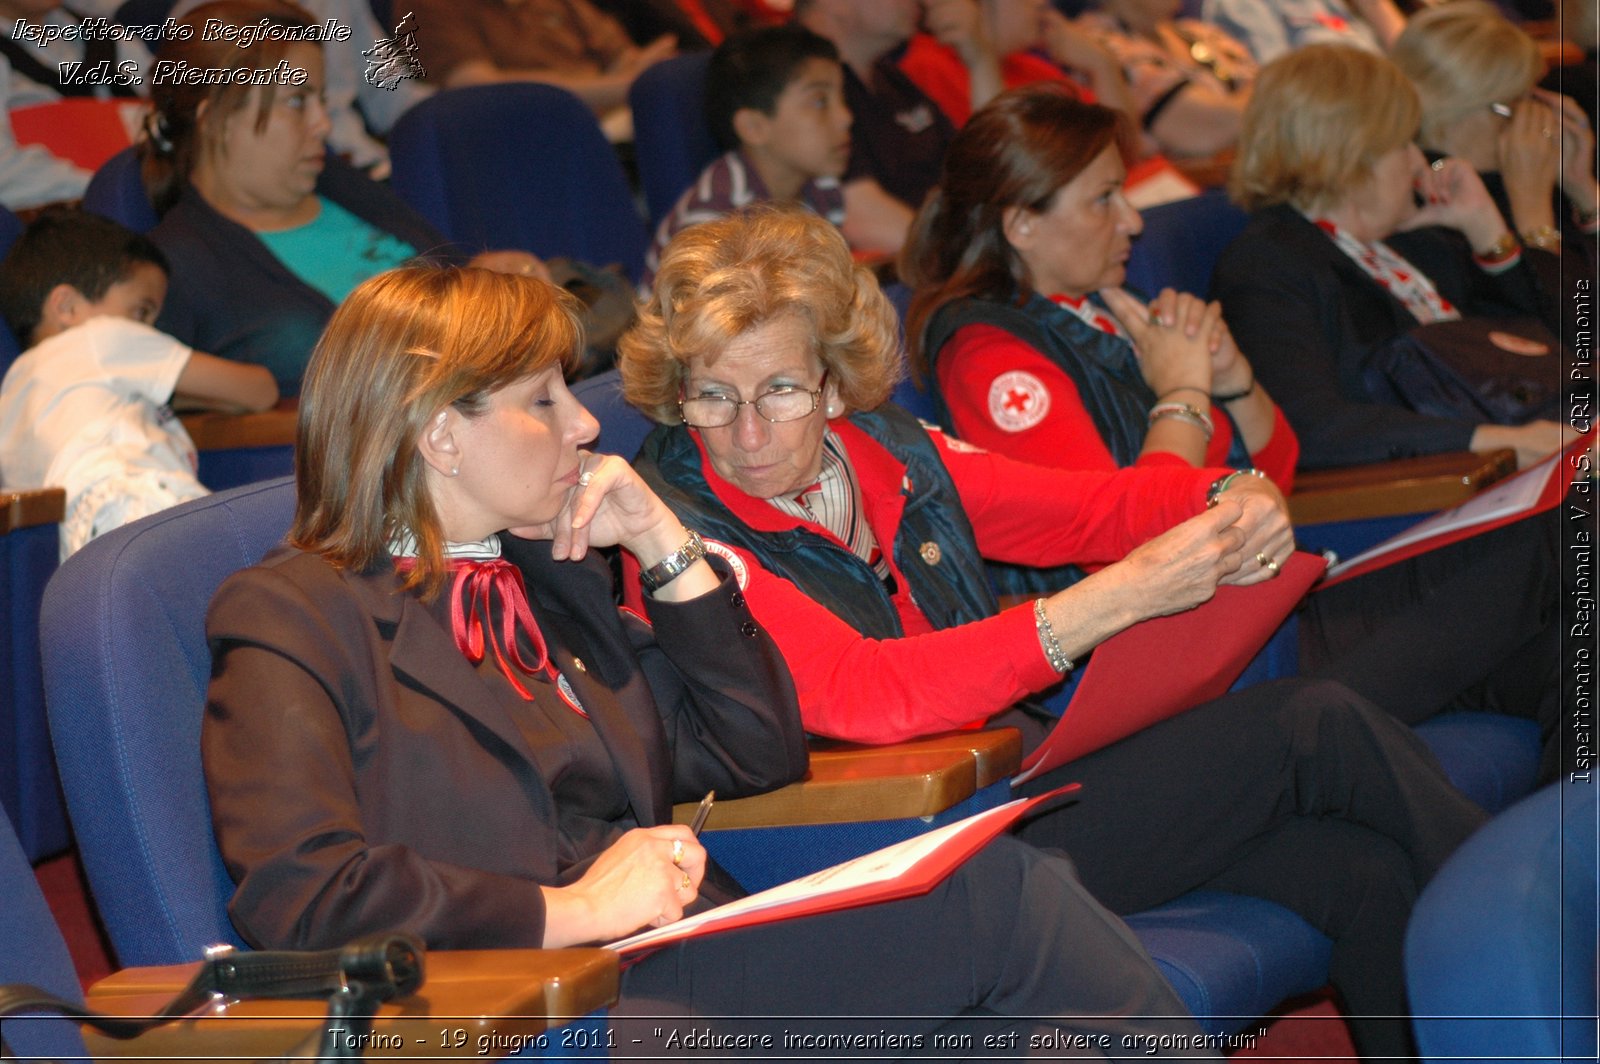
639;529;707;593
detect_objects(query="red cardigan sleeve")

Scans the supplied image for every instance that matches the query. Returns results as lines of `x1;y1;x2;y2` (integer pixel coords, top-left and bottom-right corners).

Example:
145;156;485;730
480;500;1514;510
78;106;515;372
625;542;1060;744
936;323;1299;490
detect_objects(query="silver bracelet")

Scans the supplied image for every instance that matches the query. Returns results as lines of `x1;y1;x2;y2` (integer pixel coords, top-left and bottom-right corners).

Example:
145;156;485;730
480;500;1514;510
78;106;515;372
1206;467;1267;508
638;529;707;593
1148;401;1215;442
1033;599;1074;674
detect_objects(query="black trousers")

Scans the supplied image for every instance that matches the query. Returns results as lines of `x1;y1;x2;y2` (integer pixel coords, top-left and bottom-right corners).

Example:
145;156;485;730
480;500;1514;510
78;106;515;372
616;835;1218;1061
1013;678;1488;1061
1299;510;1567;780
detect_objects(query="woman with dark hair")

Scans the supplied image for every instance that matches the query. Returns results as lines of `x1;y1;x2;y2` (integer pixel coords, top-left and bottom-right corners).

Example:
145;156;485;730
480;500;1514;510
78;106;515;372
142;0;544;393
201;262;1221;1058
902;82;1569;783
621;206;1488;1060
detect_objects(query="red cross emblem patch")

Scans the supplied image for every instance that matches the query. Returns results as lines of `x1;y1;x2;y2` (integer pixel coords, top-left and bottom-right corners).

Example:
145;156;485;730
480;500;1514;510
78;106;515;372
987;371;1051;432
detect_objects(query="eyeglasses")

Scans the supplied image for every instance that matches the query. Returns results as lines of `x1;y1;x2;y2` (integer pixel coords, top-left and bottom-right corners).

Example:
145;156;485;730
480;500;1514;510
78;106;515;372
679;370;830;428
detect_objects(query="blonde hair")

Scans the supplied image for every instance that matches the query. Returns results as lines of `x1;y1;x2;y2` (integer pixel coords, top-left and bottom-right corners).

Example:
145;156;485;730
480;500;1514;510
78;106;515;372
1391;2;1542;149
619;207;901;423
1231;45;1421;213
292;266;582;598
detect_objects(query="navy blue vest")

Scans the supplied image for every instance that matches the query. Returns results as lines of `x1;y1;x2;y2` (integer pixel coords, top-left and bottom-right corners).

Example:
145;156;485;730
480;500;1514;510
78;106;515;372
634;404;998;639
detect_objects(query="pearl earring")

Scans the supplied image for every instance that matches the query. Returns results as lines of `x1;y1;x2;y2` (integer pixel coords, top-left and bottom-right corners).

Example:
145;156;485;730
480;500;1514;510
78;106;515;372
449;465;459;477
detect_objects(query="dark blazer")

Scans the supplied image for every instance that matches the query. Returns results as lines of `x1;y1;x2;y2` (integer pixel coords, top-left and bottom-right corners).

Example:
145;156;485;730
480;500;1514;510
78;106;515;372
150;157;461;394
1212;204;1553;468
203;540;807;952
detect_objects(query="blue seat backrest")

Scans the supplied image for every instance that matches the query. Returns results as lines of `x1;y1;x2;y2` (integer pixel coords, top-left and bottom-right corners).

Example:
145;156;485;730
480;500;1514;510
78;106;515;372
388;84;649;282
572;369;654;461
0;205;23;368
628;52;718;228
40;477;296;966
1;503;71;863
82;147;159;235
0;805;89;1060
1125;188;1249;299
1406;780;1598;1061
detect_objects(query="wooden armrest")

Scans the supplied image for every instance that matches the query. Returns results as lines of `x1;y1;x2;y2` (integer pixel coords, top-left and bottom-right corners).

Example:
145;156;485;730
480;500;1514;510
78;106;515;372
83;948;618;1061
1288;449;1516;525
180;399;299;452
672;728;1023;830
0;486;65;534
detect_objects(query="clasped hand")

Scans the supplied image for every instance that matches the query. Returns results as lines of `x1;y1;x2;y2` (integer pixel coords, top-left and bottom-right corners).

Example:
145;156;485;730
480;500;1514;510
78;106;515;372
1103;287;1252;397
510;450;683;564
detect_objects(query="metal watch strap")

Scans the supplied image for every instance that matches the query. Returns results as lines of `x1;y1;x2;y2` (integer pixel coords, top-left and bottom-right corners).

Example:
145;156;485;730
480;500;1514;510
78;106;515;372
639;529;707;593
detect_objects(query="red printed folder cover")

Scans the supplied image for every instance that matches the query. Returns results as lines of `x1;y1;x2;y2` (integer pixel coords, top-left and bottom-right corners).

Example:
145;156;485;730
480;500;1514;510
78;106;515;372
1320;430;1594;590
1013;552;1325;784
606;783;1079;956
10;98;143;172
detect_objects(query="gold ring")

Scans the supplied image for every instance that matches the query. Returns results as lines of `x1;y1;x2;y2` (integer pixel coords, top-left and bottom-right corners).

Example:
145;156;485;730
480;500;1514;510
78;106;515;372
671;839;683;867
681;873;693;891
1265;557;1281;575
1256;552;1270;567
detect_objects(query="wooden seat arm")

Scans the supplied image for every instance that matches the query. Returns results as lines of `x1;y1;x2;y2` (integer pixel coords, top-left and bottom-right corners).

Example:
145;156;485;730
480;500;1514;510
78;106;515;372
1288;449;1516;525
673;729;1023;830
83;947;619;1060
0;487;65;534
180;399;299;452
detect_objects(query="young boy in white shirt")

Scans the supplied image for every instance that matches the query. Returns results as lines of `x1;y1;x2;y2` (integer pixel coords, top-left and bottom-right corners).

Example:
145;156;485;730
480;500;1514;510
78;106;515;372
0;209;277;558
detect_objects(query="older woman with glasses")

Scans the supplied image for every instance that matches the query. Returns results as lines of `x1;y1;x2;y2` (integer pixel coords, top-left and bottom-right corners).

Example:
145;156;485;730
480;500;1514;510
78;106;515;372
620;206;1486;1061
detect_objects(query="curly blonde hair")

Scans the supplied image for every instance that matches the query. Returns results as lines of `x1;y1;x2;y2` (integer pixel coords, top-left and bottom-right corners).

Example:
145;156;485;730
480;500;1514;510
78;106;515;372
619;206;901;424
1231;45;1420;213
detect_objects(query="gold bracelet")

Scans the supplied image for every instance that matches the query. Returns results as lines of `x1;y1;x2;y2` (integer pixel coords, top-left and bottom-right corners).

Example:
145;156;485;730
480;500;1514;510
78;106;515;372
1473;231;1518;263
1033;599;1074;674
1520;225;1562;251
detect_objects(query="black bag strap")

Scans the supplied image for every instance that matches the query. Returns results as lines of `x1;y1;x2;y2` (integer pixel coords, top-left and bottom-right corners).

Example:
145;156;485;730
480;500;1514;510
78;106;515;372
0;932;424;1061
0;10;138;100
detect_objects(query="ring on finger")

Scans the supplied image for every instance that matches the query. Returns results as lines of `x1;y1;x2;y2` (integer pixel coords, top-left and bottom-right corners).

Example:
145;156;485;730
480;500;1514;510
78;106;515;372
680;872;693;892
577;469;595;487
671;839;684;867
1255;552;1270;568
1265;557;1281;575
1148;310;1167;327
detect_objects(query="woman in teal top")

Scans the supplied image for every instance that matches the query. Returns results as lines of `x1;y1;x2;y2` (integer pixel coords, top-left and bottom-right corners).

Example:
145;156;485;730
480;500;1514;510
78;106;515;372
143;0;546;393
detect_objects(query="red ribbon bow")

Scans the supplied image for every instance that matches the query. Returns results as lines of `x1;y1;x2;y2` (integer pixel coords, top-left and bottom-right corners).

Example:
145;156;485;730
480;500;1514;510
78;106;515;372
397;556;555;701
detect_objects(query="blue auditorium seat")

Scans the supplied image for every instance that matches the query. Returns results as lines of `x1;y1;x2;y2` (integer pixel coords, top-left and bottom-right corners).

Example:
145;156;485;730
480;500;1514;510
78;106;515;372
82;147;159;234
628;52;718;228
0;805;90;1062
0;205;22;367
41;479;295;966
1407;780;1598;1062
388;84;649;281
1;489;71;863
572;370;653;460
1126;188;1249;299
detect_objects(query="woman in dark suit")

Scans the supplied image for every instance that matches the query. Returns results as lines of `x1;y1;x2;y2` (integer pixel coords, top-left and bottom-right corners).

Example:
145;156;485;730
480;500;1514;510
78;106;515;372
201;263;1212;1058
1211;44;1576;471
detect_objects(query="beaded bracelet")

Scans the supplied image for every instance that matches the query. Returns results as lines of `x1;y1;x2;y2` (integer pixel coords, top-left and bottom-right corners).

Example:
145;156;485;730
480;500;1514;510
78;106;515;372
1148;402;1215;441
1034;599;1074;674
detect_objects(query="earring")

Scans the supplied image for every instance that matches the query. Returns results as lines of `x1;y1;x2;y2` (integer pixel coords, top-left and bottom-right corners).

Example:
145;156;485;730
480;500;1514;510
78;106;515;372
826;402;841;417
449;465;459;477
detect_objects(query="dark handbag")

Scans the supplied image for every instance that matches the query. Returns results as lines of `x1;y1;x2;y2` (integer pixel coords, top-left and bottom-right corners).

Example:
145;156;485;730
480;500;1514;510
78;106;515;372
1361;317;1566;424
0;932;423;1062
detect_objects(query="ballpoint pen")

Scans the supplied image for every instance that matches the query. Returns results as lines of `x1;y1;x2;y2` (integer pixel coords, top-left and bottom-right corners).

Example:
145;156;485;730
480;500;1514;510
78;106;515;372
689;790;715;836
